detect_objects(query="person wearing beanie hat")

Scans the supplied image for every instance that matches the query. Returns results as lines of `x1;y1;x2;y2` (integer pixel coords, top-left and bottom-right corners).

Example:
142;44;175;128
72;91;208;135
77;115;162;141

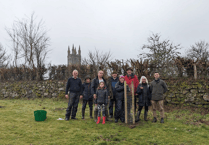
80;75;93;119
114;75;129;123
135;76;151;122
107;71;119;118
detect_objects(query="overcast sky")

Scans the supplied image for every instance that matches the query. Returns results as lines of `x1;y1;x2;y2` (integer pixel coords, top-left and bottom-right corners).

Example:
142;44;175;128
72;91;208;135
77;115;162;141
1;0;209;65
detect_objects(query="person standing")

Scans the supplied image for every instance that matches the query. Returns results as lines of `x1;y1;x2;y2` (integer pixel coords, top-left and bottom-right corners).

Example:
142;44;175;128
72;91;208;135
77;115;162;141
95;82;108;124
80;75;93;119
107;71;119;118
150;72;168;123
91;70;109;122
115;75;129;123
65;70;83;121
135;76;152;122
124;67;139;112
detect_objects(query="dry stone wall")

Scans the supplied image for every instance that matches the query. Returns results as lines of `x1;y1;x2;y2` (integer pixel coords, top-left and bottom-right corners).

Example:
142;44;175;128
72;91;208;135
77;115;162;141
1;80;209;108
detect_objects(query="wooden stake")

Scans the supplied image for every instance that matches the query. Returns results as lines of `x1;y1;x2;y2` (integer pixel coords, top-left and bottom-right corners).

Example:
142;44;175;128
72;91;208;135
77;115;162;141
124;81;128;124
132;81;135;124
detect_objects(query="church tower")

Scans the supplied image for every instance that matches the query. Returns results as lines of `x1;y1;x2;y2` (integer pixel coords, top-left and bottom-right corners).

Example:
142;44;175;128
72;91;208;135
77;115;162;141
67;44;81;66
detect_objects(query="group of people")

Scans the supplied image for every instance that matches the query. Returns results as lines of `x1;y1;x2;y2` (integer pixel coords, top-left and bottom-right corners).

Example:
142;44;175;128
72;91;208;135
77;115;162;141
64;67;168;124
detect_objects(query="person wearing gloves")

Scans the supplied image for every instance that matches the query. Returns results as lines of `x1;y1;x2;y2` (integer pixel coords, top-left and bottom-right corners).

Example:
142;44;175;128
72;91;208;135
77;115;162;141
80;75;93;119
65;70;83;121
135;76;152;122
115;75;129;123
95;82;108;124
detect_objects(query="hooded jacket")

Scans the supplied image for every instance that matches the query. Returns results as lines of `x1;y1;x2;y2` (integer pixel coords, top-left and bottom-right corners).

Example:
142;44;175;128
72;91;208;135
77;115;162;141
95;88;108;104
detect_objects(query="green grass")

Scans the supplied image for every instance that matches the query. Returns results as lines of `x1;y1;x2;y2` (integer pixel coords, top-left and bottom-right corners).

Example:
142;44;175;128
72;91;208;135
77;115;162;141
0;98;209;145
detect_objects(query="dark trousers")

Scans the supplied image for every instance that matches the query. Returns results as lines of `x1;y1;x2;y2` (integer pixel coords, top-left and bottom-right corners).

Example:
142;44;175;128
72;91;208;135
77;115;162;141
115;100;125;121
82;99;93;111
138;106;148;112
65;93;79;118
109;98;116;116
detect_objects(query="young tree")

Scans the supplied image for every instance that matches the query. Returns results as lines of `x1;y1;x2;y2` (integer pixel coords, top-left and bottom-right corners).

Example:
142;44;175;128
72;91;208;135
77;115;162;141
139;33;181;77
5;12;50;80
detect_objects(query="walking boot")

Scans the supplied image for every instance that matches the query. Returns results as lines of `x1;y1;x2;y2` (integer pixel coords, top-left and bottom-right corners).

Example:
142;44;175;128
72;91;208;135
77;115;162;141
90;110;93;119
115;119;118;123
65;117;69;121
96;117;101;124
160;118;164;123
152;117;157;123
144;111;148;121
135;111;141;122
82;110;85;119
102;116;106;124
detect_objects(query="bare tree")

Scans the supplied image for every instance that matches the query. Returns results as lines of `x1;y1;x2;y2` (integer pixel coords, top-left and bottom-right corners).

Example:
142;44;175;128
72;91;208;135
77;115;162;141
187;41;209;77
139;33;181;77
0;43;10;68
5;12;50;80
187;41;209;62
82;49;112;75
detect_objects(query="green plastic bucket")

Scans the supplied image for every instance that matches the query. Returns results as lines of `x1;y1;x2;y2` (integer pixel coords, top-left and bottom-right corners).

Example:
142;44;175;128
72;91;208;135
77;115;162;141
34;110;47;121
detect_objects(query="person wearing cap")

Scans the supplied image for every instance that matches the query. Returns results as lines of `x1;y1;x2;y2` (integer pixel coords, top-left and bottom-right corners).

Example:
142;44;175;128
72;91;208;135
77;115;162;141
124;67;139;113
91;70;109;122
65;70;83;121
107;71;119;118
115;75;129;123
80;75;93;119
135;76;151;122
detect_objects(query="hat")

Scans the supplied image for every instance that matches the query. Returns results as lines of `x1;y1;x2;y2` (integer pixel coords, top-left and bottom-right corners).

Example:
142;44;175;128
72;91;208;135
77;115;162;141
112;71;117;74
85;75;91;80
119;75;125;78
126;67;133;71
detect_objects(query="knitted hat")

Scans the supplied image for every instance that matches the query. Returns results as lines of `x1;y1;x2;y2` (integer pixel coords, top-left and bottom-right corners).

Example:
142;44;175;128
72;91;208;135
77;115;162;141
126;67;133;71
85;75;91;80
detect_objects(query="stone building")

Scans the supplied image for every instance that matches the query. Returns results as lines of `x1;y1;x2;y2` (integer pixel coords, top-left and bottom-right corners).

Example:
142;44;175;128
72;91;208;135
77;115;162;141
67;45;81;66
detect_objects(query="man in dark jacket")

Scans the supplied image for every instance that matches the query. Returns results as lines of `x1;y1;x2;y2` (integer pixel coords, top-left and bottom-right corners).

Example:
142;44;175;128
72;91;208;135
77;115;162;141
80;75;93;119
65;70;83;121
91;70;109;122
115;75;129;123
107;71;119;118
150;72;168;123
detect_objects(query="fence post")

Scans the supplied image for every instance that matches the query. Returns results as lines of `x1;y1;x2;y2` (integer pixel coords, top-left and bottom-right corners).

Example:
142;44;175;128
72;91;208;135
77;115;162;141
124;81;128;124
132;81;135;124
194;63;197;80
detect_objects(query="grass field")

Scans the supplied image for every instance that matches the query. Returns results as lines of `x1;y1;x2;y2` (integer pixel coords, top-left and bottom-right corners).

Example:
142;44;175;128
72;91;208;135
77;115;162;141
1;98;209;145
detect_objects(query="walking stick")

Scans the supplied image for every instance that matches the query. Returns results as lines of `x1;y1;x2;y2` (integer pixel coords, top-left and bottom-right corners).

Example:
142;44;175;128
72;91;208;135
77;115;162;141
132;81;135;124
124;81;128;124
